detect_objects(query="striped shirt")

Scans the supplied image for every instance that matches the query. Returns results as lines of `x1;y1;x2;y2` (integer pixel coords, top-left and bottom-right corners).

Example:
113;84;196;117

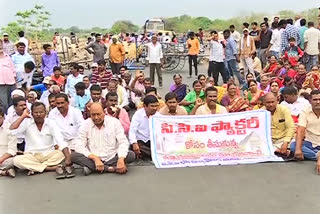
90;70;112;90
281;24;301;54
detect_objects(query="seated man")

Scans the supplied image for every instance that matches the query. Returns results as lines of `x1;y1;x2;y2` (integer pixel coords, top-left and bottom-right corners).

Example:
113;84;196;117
84;84;107;119
74;82;91;112
137;87;165;110
48;93;57;113
193;86;228;115
262;93;295;156
48;93;84;151
129;95;159;160
129;72;152;107
0;108;17;178
102;79;129;109
159;92;188;116
290;90;320;173
105;92;130;135
280;86;311;123
10;102;74;179
71;103;135;176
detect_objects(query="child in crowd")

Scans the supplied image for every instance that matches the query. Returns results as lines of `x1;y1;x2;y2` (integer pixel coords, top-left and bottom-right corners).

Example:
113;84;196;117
283;37;303;67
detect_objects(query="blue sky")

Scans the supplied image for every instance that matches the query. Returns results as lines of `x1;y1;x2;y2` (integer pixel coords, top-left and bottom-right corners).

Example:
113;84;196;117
0;0;319;28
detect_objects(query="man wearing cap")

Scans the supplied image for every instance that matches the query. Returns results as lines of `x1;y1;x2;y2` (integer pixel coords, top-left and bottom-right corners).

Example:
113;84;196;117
85;33;107;63
2;33;15;56
30;76;52;94
90;60;112;90
0;39;16;112
109;38;125;75
239;28;256;77
41;44;60;77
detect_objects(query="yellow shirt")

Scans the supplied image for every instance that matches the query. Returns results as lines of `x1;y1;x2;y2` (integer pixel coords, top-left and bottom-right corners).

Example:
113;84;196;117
159;105;188;116
216;86;227;103
262;105;295;142
109;43;125;63
137;99;166;111
195;104;228;115
187;39;200;55
298;106;320;147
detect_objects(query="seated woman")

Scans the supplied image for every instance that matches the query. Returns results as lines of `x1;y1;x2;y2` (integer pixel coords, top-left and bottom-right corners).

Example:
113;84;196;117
180;80;205;114
169;74;187;102
198;74;207;89
270;80;281;102
262;55;278;76
245;79;265;107
302;65;320;90
221;83;248;112
242;73;255;91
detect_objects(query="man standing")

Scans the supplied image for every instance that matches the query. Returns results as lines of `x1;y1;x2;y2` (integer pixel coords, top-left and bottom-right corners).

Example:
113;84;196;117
208;31;227;85
85;33;107;63
2;33;15;56
10;102;74;178
41;44;60;77
72;103;135;176
11;42;34;79
290;90;320;173
267;22;282;59
229;25;241;47
65;64;84;98
299;19;308;50
263;93;295;156
193;86;227;115
258;22;272;67
0;108;17;178
186;32;200;78
159;92;188;116
280;19;301;56
249;22;260;51
0;40;16;112
239;28;256;77
129;95;159;160
18;31;29;53
147;35;163;87
109;38;125;74
304;21;320;71
223;29;243;84
48;93;84;150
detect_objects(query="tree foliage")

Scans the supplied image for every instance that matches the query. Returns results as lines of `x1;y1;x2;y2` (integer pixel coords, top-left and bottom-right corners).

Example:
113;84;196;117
110;21;139;34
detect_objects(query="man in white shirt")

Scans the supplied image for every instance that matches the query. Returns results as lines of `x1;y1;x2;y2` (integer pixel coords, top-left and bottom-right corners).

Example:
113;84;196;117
48;93;84;150
102;78;129;109
129;95;159;160
146;35;163;88
10;102;74;179
267;22;283;59
72;103;135;176
281;86;311;117
18;31;29;53
304;21;320;71
0;108;17;178
208;30;228;85
229;25;241;48
65;63;84;98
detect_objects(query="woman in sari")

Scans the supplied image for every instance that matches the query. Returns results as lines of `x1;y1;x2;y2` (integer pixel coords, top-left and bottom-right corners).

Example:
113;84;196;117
180;80;205;114
245;79;264;107
169;74;187;102
270;80;281;102
221;83;248;112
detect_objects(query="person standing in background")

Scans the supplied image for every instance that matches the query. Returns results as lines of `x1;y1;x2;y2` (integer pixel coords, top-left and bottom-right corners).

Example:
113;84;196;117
186;32;200;78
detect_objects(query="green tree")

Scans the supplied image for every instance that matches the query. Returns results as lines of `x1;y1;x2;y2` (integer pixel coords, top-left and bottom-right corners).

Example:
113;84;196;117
1;22;23;42
110;20;139;34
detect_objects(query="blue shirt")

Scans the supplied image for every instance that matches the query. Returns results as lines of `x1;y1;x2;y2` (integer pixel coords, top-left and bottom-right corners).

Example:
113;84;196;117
74;94;91;112
11;52;35;73
225;37;238;61
32;83;47;94
65;74;84;98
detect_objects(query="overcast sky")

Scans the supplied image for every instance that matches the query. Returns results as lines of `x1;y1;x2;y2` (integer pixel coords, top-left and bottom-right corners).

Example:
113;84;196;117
0;0;319;29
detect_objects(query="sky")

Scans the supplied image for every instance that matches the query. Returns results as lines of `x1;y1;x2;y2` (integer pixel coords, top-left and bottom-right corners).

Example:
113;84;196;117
0;0;319;29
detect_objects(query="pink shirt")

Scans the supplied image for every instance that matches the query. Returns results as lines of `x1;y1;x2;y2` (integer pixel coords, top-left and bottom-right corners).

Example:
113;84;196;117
0;54;16;84
105;108;130;135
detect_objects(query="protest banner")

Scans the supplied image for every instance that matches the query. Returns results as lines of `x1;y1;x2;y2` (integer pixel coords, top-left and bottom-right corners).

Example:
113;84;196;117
149;110;283;168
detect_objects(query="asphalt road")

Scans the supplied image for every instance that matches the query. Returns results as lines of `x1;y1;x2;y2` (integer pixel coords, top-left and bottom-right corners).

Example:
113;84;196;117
1;63;319;214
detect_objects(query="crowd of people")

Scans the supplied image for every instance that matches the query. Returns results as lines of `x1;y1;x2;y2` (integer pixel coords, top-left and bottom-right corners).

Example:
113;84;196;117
0;14;320;179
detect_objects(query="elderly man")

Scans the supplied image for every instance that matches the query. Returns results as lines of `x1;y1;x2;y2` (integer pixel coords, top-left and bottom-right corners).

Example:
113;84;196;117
48;93;84;151
85;33;107;62
10;102;74;179
192;86;228;115
72;103;135;176
2;33;15;56
129;95;159;160
109;38;125;74
290;90;320;173
263;93;295;156
0;108;17;177
159;92;188;116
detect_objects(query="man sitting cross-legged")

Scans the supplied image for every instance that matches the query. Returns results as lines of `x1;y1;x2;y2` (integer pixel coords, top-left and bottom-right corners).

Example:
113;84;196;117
71;103;135;176
10;102;74;179
290;90;320;173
